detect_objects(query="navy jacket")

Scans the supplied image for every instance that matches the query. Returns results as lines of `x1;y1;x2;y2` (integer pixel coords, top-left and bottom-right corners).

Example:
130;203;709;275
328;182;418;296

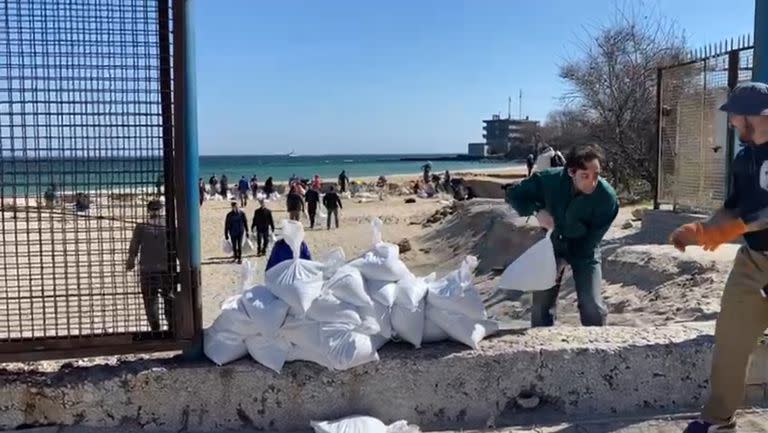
224;210;248;238
265;239;312;271
725;143;768;251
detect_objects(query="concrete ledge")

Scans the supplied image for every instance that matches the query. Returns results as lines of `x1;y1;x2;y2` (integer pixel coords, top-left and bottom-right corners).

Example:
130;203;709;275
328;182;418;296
1;325;762;432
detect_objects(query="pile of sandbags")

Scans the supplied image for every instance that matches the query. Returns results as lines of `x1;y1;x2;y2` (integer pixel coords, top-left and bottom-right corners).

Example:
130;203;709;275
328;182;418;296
204;218;499;372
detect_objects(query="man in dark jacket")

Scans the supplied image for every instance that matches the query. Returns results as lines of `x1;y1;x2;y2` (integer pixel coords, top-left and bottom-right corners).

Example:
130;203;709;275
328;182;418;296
251;199;275;256
238;176;250;207
127;199;174;332
286;186;304;222
323;186;343;230
305;185;321;229
266;238;312;272
671;82;768;433
338;170;349;193
220;174;229;199
506;144;618;328
224;200;249;263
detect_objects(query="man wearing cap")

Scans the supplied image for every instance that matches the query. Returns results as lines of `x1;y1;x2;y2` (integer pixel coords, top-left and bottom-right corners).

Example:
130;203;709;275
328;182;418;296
224;200;249;264
127;200;174;332
671;82;768;433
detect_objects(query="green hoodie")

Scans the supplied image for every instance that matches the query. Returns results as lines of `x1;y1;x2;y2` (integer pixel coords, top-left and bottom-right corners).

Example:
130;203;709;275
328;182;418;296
505;168;618;263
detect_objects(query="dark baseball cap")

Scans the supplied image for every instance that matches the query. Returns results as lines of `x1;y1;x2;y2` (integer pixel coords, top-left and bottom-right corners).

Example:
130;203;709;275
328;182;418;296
719;81;768;115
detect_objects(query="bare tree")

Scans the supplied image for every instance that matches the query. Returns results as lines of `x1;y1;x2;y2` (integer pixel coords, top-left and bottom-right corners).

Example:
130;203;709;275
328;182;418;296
557;4;686;196
540;107;593;152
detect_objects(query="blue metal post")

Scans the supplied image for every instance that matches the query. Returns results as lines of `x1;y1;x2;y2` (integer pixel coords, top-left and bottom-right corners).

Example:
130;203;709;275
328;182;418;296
755;0;768;82
185;0;201;268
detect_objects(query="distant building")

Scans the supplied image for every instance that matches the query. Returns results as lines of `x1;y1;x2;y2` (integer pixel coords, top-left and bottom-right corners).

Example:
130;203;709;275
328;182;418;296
468;114;540;158
467;142;489;157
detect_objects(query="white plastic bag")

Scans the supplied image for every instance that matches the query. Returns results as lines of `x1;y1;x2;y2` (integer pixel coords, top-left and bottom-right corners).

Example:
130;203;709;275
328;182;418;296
281;319;379;370
222;238;233;255
426;305;499;350
306;293;363;326
349;219;411;281
391;299;425;348
321;247;347;279
239;260;258;292
265;220;324;314
427;256;486;320
497;231;557;292
238;286;290;334
325;265;373;307
210;295;261;337
395;274;433;311
367;279;398;307
242;237;256;254
311;416;419;433
204;328;247;366
245;335;290;373
359;301;393;339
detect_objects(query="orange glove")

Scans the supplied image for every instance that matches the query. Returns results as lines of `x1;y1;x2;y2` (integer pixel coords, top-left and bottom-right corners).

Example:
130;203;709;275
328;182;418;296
698;219;748;251
670;220;747;252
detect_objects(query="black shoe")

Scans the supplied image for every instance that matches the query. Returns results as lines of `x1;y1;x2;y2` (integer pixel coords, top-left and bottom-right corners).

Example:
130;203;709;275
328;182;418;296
683;419;736;432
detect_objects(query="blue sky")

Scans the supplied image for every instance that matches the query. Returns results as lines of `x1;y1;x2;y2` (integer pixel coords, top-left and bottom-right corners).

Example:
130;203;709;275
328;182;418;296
194;0;755;156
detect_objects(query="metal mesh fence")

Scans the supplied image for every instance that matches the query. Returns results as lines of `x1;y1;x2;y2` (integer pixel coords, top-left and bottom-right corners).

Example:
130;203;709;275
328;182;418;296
0;0;178;346
658;46;754;212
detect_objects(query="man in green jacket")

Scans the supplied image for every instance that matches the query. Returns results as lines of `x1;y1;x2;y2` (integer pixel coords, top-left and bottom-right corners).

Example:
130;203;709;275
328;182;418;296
505;144;619;327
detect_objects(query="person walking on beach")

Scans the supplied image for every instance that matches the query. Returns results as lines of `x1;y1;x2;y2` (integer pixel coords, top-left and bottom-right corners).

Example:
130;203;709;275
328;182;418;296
238;176;250;207
224;200;249;264
264;176;275;197
126;199;174;332
669;82;768;433
44;183;58;208
208;174;218;197
421;162;432;184
286;186;304;222
323;186;343;230
526;154;535;177
505;144;618;328
220;174;229;199
304;184;321;229
250;176;259;198
338;170;349;193
312;174;322;191
251;199;275;256
198;178;206;206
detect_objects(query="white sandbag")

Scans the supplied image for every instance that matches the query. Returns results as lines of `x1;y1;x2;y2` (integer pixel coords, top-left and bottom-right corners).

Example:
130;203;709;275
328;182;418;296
359;301;392;339
422;316;449;344
391;299;425;348
426;305;499;350
349;219;411;281
306;293;363;326
497;231;557;292
204;328;247;366
222;238;233;255
245;335;290;373
281;319;379;370
238;286;290;334
427;256;486;320
325;265;373;307
265;220;324;314
210;295;261;337
321;247;347;279
395;274;433;311
366;279;398;307
311;416;419;433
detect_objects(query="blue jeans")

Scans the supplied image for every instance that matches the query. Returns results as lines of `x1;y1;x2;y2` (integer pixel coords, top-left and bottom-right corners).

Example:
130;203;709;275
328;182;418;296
530;250;607;327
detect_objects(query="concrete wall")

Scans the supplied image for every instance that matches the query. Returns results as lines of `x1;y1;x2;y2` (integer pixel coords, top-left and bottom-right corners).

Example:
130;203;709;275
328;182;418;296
5;325;768;432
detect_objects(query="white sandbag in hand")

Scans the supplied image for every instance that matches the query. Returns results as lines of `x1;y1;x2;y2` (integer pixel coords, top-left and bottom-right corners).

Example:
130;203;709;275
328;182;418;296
311;416;420;433
497;231;557;292
222;238;233;255
241;237;256;254
265;220;324;314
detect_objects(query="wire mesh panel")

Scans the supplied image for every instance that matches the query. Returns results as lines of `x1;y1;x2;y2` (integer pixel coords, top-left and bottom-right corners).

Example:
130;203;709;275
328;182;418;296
657;45;754;212
0;0;184;358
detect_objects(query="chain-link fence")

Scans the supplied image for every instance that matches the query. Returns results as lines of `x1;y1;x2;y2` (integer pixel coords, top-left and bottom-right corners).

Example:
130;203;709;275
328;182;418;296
656;40;754;212
0;0;197;360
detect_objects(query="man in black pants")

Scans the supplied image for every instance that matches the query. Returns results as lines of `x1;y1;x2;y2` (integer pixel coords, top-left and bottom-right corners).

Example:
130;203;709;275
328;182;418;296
305;184;321;229
323;186;343;230
224;200;248;263
251;199;275;256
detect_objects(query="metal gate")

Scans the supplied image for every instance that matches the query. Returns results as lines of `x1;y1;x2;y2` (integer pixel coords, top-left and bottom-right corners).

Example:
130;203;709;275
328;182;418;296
656;39;754;212
0;0;201;360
